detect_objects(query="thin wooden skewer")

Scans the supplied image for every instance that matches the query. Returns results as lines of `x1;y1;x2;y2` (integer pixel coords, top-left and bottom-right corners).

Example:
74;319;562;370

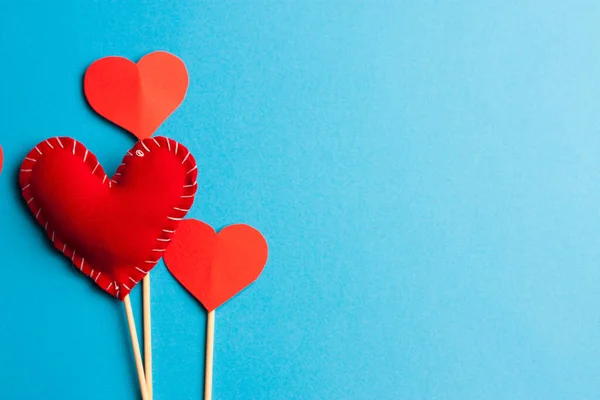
205;310;215;400
143;274;153;399
124;294;151;400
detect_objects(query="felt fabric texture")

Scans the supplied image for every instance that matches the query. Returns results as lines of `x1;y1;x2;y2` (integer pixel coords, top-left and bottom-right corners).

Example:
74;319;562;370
19;136;198;300
84;51;189;140
164;219;268;311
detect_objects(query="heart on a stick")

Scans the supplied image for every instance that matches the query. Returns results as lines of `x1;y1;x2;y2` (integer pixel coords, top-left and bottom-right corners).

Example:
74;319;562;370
20;136;198;300
164;219;268;311
84;51;188;140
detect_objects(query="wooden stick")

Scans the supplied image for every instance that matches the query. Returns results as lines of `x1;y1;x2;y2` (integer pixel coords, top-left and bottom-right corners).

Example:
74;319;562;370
205;310;215;400
124;295;151;400
143;274;153;399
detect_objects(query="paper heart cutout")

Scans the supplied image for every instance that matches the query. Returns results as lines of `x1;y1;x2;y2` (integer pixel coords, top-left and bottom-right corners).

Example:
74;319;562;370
20;136;198;300
84;51;188;140
164;219;268;311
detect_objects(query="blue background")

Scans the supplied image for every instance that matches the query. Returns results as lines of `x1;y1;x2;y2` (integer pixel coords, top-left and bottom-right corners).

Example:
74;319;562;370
2;1;600;399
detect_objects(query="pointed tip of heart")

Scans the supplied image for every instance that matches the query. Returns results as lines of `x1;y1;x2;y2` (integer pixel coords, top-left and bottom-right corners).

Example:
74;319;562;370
84;51;189;141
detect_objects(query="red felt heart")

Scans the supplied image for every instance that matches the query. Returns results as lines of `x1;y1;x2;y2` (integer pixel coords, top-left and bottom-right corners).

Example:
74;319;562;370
164;219;268;311
84;51;188;140
20;136;198;300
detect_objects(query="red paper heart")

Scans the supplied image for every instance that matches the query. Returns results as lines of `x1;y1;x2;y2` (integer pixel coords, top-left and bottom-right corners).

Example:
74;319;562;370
20;136;198;300
84;51;188;140
164;219;268;311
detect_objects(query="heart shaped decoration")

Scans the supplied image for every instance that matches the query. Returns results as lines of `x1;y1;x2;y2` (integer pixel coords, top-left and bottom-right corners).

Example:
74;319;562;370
164;219;268;311
84;51;188;140
20;136;198;300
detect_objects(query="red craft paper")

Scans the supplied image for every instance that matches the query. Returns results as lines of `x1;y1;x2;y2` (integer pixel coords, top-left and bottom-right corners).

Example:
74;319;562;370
84;51;188;140
0;146;3;175
164;219;268;311
20;136;198;300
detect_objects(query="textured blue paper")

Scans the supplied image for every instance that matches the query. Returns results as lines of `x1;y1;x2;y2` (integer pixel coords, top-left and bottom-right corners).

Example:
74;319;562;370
3;1;600;399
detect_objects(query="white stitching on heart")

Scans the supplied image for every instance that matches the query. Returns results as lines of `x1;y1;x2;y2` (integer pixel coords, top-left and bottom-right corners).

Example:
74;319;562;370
20;136;198;301
182;152;190;164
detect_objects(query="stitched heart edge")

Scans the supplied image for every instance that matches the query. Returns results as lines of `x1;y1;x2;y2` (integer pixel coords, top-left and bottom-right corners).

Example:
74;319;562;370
19;136;198;300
